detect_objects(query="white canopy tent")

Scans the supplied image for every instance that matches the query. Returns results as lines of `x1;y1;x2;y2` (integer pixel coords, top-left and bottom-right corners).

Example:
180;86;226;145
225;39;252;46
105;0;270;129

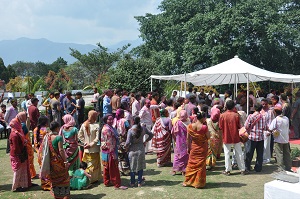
150;55;300;115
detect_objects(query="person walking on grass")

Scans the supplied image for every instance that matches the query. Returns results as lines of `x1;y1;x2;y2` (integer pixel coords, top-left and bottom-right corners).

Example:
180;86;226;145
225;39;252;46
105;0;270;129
219;100;246;176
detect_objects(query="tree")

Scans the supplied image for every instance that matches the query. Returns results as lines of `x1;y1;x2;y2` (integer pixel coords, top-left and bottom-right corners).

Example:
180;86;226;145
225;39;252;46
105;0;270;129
135;0;300;75
65;61;93;89
0;58;16;83
70;43;130;81
45;69;71;92
109;55;157;92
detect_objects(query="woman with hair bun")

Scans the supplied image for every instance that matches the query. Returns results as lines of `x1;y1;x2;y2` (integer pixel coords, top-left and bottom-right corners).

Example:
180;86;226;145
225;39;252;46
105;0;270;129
183;111;210;189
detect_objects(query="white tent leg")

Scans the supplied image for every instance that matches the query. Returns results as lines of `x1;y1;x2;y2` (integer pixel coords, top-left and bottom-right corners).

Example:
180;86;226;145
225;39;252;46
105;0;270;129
180;81;183;97
234;74;237;100
247;73;249;116
184;73;187;97
151;78;153;92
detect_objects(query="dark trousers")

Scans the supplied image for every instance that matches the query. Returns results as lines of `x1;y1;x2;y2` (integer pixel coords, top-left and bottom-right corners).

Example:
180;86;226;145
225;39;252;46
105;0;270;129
270;134;274;157
6;128;11;153
274;143;292;171
130;170;143;185
245;140;264;172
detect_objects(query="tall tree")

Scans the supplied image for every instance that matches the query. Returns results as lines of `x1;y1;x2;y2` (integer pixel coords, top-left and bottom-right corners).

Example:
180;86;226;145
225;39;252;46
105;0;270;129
109;55;157;92
135;0;300;75
70;43;130;80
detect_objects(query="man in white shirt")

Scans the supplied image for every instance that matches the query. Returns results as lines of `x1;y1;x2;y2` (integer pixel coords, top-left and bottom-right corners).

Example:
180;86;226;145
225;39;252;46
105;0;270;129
268;105;291;171
139;99;153;154
131;93;141;119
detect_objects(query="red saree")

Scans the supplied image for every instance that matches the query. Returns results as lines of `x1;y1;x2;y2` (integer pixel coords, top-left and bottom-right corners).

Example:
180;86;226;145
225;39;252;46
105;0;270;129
184;124;208;188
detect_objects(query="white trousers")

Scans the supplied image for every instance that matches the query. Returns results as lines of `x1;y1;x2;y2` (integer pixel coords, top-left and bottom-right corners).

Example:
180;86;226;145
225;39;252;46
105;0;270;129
143;124;153;153
263;131;271;162
224;143;245;172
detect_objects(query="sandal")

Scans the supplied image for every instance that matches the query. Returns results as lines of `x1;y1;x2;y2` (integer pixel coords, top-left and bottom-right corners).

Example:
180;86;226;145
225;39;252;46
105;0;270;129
222;171;230;176
115;186;128;190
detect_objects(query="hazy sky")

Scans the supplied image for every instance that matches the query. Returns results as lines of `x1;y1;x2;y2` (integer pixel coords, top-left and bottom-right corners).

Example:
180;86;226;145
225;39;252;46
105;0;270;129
0;0;162;45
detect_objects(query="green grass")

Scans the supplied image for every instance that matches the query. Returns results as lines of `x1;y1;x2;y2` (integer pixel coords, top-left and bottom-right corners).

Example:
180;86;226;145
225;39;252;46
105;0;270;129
0;138;297;199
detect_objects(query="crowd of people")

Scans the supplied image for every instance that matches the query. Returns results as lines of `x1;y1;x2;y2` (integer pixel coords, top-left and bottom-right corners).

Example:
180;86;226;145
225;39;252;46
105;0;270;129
0;86;298;198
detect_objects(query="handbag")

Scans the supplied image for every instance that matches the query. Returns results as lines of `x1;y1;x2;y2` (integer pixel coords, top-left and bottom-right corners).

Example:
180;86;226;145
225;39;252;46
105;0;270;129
239;127;249;143
239;114;262;143
273;118;280;138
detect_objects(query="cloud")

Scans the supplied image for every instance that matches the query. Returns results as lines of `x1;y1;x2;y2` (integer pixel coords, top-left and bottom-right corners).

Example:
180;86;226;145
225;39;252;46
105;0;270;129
0;0;162;45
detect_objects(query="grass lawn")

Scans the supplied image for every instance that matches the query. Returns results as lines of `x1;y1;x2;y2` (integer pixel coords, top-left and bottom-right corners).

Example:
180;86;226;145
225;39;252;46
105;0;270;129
0;138;298;199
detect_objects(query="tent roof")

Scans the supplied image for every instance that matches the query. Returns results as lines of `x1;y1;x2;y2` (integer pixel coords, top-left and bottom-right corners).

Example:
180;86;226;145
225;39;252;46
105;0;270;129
151;56;300;86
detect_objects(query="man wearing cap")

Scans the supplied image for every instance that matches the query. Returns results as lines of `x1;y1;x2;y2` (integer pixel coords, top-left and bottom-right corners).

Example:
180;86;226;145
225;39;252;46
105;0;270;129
268;104;292;171
28;97;40;131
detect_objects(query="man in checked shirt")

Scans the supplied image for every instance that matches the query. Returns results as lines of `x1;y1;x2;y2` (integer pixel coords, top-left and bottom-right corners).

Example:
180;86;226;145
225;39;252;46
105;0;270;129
244;103;268;173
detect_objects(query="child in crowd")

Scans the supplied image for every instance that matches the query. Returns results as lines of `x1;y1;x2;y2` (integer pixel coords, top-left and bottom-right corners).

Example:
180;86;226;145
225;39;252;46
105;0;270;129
70;162;91;190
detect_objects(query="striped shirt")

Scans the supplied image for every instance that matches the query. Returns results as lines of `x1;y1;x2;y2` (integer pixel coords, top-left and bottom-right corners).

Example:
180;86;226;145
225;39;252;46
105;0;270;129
244;112;267;141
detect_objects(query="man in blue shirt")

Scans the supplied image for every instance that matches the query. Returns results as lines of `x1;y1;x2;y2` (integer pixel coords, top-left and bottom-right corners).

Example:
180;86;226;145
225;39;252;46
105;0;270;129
103;89;113;117
63;92;76;116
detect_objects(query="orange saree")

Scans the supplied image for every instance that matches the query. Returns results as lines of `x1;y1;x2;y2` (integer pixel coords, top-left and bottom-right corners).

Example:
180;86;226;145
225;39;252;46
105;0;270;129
183;124;208;188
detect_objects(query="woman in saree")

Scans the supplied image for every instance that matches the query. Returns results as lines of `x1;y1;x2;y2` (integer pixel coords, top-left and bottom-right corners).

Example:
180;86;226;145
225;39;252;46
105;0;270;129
152;109;173;167
35;116;51;190
9;112;32;192
113;108;130;175
59;114;79;176
78;110;102;184
21;120;36;179
171;110;190;175
40;121;70;199
206;107;222;170
101;114;127;189
183;111;210;189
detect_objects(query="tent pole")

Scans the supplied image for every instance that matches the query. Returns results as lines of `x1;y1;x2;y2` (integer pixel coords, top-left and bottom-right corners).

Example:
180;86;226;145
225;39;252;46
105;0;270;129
247;73;249;116
180;81;183;97
234;74;237;100
184;72;187;97
150;78;153;92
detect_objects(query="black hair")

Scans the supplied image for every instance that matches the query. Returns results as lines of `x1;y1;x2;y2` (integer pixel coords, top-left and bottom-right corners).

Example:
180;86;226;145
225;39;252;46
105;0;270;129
188;87;193;92
196;111;206;120
225;90;232;96
296;92;300;98
261;98;268;103
193;107;199;114
274;109;282;116
0;104;6;108
80;162;88;170
37;116;50;142
66;91;72;96
31;97;39;103
174;102;181;109
254;103;263;112
152;92;159;98
271;95;279;102
226;100;235;110
58;88;63;93
76;92;82;96
103;114;114;124
166;99;173;106
49;121;60;131
280;93;287;101
133;116;142;139
120;101;129;110
177;97;185;104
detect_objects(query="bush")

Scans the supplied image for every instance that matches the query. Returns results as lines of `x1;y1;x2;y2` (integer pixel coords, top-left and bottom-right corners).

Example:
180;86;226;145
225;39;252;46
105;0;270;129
84;106;95;120
291;147;300;160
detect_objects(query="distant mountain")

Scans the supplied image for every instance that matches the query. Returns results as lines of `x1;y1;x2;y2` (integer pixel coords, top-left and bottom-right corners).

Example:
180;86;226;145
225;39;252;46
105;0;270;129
0;37;143;65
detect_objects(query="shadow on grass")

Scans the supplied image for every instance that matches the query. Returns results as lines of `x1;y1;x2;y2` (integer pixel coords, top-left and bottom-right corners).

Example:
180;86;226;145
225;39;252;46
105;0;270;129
205;182;247;189
72;193;106;198
0;183;42;192
144;169;162;175
143;180;183;187
145;157;157;164
0;147;6;151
